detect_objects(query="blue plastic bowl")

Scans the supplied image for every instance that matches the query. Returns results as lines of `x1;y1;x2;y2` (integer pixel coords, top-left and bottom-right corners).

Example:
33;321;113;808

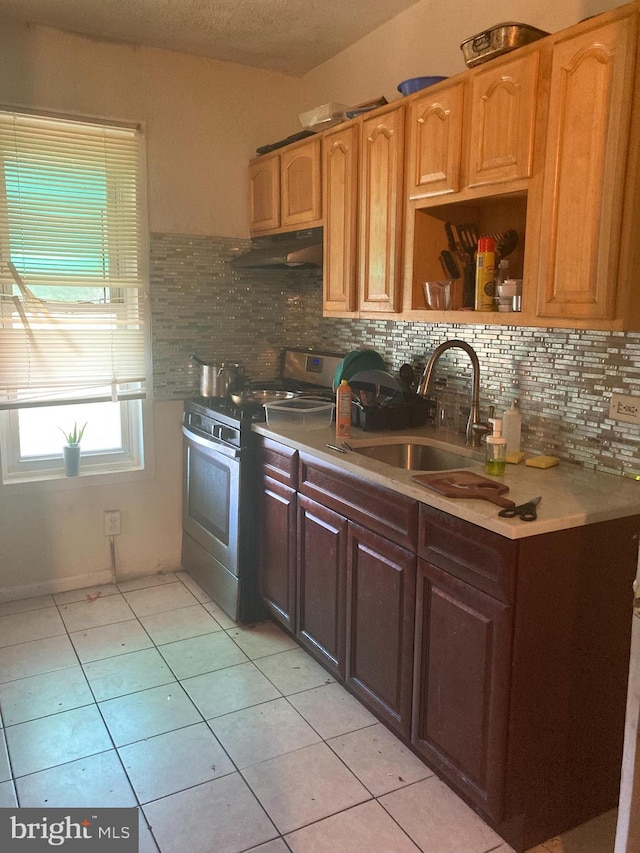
397;76;448;96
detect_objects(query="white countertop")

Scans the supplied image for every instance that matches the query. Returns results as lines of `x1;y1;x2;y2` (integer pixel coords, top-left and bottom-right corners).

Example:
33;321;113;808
253;421;640;540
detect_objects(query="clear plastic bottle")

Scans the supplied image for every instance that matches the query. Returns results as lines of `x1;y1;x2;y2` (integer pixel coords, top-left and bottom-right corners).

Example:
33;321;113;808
502;400;522;454
485;417;507;476
335;379;352;439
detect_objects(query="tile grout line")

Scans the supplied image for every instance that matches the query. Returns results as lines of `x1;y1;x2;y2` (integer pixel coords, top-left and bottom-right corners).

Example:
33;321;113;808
59;576;233;852
0;576;302;852
1;582;446;847
0;574;539;853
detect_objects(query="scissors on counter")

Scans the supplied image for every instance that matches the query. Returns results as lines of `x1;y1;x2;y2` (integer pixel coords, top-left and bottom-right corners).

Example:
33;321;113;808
498;496;541;522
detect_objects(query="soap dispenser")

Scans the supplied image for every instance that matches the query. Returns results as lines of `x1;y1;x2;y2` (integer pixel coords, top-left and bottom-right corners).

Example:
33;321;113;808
485;418;507;476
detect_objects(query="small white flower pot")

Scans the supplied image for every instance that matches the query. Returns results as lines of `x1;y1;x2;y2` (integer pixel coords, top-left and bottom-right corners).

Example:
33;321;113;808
63;444;81;477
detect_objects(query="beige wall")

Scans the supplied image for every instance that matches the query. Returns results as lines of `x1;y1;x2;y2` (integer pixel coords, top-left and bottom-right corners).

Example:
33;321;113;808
0;402;184;599
300;0;623;109
0;17;302;237
0;19;302;598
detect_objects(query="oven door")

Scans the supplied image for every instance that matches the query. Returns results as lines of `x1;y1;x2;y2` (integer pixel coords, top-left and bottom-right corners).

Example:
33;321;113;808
182;424;240;577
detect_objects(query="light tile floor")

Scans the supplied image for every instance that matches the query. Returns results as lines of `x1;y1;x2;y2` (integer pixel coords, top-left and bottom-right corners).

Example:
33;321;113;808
0;571;618;853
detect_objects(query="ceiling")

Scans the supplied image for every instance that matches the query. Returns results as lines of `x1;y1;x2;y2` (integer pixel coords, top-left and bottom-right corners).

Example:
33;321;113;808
0;0;424;76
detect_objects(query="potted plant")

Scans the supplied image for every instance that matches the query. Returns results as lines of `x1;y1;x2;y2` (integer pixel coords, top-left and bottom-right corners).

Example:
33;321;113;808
58;421;87;477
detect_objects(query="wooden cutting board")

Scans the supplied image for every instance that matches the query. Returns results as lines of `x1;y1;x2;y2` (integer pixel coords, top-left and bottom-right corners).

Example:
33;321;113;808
412;471;516;508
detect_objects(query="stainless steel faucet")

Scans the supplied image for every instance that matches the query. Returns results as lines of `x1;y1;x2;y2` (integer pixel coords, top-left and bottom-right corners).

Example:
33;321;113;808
417;339;484;447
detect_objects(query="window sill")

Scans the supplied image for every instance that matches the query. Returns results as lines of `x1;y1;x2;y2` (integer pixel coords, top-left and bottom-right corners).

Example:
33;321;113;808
0;463;155;493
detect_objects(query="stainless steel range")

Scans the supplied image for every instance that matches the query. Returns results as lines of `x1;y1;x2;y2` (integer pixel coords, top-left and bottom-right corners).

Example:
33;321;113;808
181;348;344;623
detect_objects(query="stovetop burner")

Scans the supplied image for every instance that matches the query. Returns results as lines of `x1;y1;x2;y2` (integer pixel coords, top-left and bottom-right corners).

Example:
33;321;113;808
186;396;264;427
185;347;344;430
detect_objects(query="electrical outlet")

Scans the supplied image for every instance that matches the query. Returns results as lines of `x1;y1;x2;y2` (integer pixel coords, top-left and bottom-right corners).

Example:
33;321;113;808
103;510;121;536
609;393;640;426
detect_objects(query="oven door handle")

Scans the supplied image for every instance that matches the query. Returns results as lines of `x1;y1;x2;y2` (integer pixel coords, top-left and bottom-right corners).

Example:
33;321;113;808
182;424;241;460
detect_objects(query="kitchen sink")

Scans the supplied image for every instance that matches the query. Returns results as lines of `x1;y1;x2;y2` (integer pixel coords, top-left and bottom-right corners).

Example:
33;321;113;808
349;441;477;472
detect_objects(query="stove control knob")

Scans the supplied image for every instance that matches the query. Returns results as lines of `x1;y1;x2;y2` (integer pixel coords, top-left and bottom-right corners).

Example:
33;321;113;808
218;427;237;443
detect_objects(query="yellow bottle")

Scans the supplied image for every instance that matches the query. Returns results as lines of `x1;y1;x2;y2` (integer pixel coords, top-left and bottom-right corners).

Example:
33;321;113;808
336;379;352;439
475;236;496;311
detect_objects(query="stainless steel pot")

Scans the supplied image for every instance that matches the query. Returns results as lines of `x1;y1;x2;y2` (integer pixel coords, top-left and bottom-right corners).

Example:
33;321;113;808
191;356;244;398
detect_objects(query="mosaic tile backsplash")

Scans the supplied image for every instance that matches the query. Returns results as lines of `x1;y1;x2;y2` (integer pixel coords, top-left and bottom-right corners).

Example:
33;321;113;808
150;232;640;478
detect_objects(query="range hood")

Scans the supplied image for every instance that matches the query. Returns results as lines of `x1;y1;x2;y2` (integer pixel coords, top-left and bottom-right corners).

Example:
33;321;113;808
231;227;323;269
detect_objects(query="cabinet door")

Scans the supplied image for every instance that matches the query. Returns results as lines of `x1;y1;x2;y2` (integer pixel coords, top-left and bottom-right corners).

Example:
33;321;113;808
407;81;464;199
536;12;637;321
359;105;405;313
322;123;359;314
297;495;347;678
259;477;297;631
467;51;539;188
412;558;511;821
281;138;322;230
346;523;416;736
249;154;280;233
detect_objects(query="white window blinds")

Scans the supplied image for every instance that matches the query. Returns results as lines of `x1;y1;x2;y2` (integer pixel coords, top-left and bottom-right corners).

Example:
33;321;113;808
0;110;148;409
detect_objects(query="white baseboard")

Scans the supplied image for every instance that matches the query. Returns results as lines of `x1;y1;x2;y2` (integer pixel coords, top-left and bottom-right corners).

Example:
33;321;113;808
0;569;115;603
0;559;184;604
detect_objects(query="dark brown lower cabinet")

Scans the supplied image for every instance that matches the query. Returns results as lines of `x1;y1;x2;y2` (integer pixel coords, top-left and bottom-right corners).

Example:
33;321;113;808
258;438;298;631
259;476;297;631
418;504;640;850
412;557;512;821
296;491;416;730
346;523;416;737
297;495;348;678
257;440;640;852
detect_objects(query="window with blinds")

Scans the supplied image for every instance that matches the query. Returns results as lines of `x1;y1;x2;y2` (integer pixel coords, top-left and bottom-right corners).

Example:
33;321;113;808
0;110;149;484
0;110;148;409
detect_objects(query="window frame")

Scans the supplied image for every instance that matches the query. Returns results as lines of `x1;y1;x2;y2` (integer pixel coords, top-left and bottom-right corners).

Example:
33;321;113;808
0;109;151;486
0;398;145;483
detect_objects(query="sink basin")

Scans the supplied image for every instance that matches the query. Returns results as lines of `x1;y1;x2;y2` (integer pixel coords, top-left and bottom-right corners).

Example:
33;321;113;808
349;442;477;471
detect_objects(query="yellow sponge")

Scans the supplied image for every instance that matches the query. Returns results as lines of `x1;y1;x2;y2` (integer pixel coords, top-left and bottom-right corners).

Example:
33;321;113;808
525;455;560;469
506;451;526;464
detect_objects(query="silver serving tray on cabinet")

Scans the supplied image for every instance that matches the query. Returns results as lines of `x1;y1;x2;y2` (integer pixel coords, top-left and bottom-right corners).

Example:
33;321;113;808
460;22;549;67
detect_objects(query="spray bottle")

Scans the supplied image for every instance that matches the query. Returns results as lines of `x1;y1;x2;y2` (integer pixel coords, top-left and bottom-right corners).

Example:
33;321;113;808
335;379;352;439
475;236;496;311
503;400;522;455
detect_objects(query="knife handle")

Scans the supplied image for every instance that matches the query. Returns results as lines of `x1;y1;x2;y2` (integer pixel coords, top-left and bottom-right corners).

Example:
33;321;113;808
444;222;457;253
440;250;460;279
462;261;475;308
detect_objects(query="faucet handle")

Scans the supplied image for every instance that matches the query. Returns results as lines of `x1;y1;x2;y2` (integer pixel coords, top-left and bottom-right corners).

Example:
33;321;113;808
472;404;495;441
472;421;492;440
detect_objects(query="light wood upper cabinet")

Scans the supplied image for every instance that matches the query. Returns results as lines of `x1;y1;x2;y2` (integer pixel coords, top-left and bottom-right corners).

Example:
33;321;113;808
467;51;539;188
406;52;538;201
322;123;359;314
322;104;405;316
536;10;638;323
359;104;405;313
281;138;322;230
249;2;640;330
407;81;464;199
249;137;321;235
403;2;640;329
249;153;280;233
